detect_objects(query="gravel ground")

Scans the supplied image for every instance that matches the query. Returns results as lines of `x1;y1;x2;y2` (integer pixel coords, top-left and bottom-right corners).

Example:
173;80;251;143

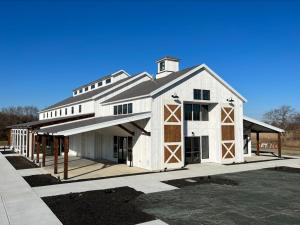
43;186;155;225
6;156;38;169
135;167;300;225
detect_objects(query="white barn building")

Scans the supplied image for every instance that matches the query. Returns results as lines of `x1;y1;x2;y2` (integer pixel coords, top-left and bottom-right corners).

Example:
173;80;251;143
9;56;284;178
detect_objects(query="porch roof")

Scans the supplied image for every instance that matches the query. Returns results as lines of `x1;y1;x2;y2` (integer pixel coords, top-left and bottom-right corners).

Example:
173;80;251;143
243;116;284;133
38;112;151;136
7;113;95;129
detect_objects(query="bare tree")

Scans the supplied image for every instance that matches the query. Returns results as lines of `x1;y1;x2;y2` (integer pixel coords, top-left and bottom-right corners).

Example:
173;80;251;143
0;106;39;141
263;105;296;131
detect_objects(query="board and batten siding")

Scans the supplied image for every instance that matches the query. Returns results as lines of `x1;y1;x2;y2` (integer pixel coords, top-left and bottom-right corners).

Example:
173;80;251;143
151;69;244;169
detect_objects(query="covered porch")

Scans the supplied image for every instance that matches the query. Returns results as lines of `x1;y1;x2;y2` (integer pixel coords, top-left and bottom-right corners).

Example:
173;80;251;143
36;112;151;180
41;155;148;181
243;116;285;158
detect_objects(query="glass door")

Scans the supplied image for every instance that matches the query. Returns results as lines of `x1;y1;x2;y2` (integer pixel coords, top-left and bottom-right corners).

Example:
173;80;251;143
185;137;201;164
118;137;128;163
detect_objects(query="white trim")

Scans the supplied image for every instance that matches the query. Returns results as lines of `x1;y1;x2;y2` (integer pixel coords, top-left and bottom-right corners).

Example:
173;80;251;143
39;73;148;113
51;112;151;136
151;64;247;102
243;115;285;133
101;95;151;105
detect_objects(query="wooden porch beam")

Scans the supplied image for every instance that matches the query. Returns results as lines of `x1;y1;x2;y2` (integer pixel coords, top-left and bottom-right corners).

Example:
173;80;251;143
54;136;59;174
118;124;134;136
256;132;260;156
278;132;282;158
130;122;150;136
63;136;69;180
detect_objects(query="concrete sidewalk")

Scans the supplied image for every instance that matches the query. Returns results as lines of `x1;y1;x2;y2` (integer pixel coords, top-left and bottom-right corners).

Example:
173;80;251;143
34;157;300;197
0;154;62;225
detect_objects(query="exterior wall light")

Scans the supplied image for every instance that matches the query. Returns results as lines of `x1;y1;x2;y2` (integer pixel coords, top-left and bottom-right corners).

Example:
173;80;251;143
171;93;179;99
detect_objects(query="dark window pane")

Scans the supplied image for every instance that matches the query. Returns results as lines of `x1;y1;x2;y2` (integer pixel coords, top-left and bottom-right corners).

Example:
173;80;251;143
113;136;118;158
184;137;192;153
79;105;82;113
91;84;95;89
55;111;57;117
193;104;200;121
85;87;88;91
128;103;133;113
118;105;122;114
50;112;52;117
79;89;83;93
193;89;202;100
60;109;62;116
106;78;111;84
193;137;200;151
201;105;209;121
65;108;68;115
160;62;165;71
98;81;102;87
184;104;192;120
71;107;74;114
202;136;209;159
113;106;118;115
123;104;128;114
128;137;133;149
203;90;210;100
73;91;77;95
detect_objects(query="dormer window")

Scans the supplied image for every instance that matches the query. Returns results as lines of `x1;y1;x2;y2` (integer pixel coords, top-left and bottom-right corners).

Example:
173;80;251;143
98;81;102;87
106;78;111;84
73;90;77;95
91;84;95;89
159;61;165;72
79;89;83;93
85;87;88;91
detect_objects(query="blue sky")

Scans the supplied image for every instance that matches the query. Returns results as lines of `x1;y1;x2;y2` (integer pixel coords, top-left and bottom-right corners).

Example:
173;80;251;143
0;0;299;119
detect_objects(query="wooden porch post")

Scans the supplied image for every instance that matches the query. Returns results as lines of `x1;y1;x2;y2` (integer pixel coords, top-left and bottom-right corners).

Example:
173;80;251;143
26;130;30;157
36;135;40;163
31;132;35;160
63;136;69;180
42;135;46;167
54;136;59;174
278;132;282;158
256;132;260;156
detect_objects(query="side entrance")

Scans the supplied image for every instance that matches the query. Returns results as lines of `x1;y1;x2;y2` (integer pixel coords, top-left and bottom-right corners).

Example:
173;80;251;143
113;136;133;164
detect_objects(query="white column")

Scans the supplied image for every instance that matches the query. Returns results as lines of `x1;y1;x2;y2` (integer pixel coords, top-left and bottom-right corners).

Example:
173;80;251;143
16;130;19;151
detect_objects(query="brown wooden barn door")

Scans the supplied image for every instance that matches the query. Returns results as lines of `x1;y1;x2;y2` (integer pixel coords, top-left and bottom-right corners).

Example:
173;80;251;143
163;104;182;164
221;106;235;160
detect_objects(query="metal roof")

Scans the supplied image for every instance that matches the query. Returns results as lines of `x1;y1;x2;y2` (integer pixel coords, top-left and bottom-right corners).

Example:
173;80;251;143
102;66;198;103
73;70;128;91
38;112;151;135
8;113;95;129
243;116;284;133
40;73;148;112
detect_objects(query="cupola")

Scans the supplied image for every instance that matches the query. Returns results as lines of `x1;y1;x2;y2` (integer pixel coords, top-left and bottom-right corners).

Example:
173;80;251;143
156;56;180;79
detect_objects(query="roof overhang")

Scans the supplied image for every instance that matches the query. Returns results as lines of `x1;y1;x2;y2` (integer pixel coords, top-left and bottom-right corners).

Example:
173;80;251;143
38;112;151;136
151;64;247;103
8;113;95;130
243;116;284;133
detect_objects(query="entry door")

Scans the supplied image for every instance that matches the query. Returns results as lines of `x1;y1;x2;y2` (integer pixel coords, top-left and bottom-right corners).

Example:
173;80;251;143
118;137;127;163
185;137;200;164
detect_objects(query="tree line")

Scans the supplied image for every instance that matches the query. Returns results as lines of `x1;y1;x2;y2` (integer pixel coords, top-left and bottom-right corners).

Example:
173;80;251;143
263;105;300;132
0;106;39;141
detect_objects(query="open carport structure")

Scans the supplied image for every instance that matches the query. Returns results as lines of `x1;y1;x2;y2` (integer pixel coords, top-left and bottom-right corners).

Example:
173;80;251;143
243;116;285;157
